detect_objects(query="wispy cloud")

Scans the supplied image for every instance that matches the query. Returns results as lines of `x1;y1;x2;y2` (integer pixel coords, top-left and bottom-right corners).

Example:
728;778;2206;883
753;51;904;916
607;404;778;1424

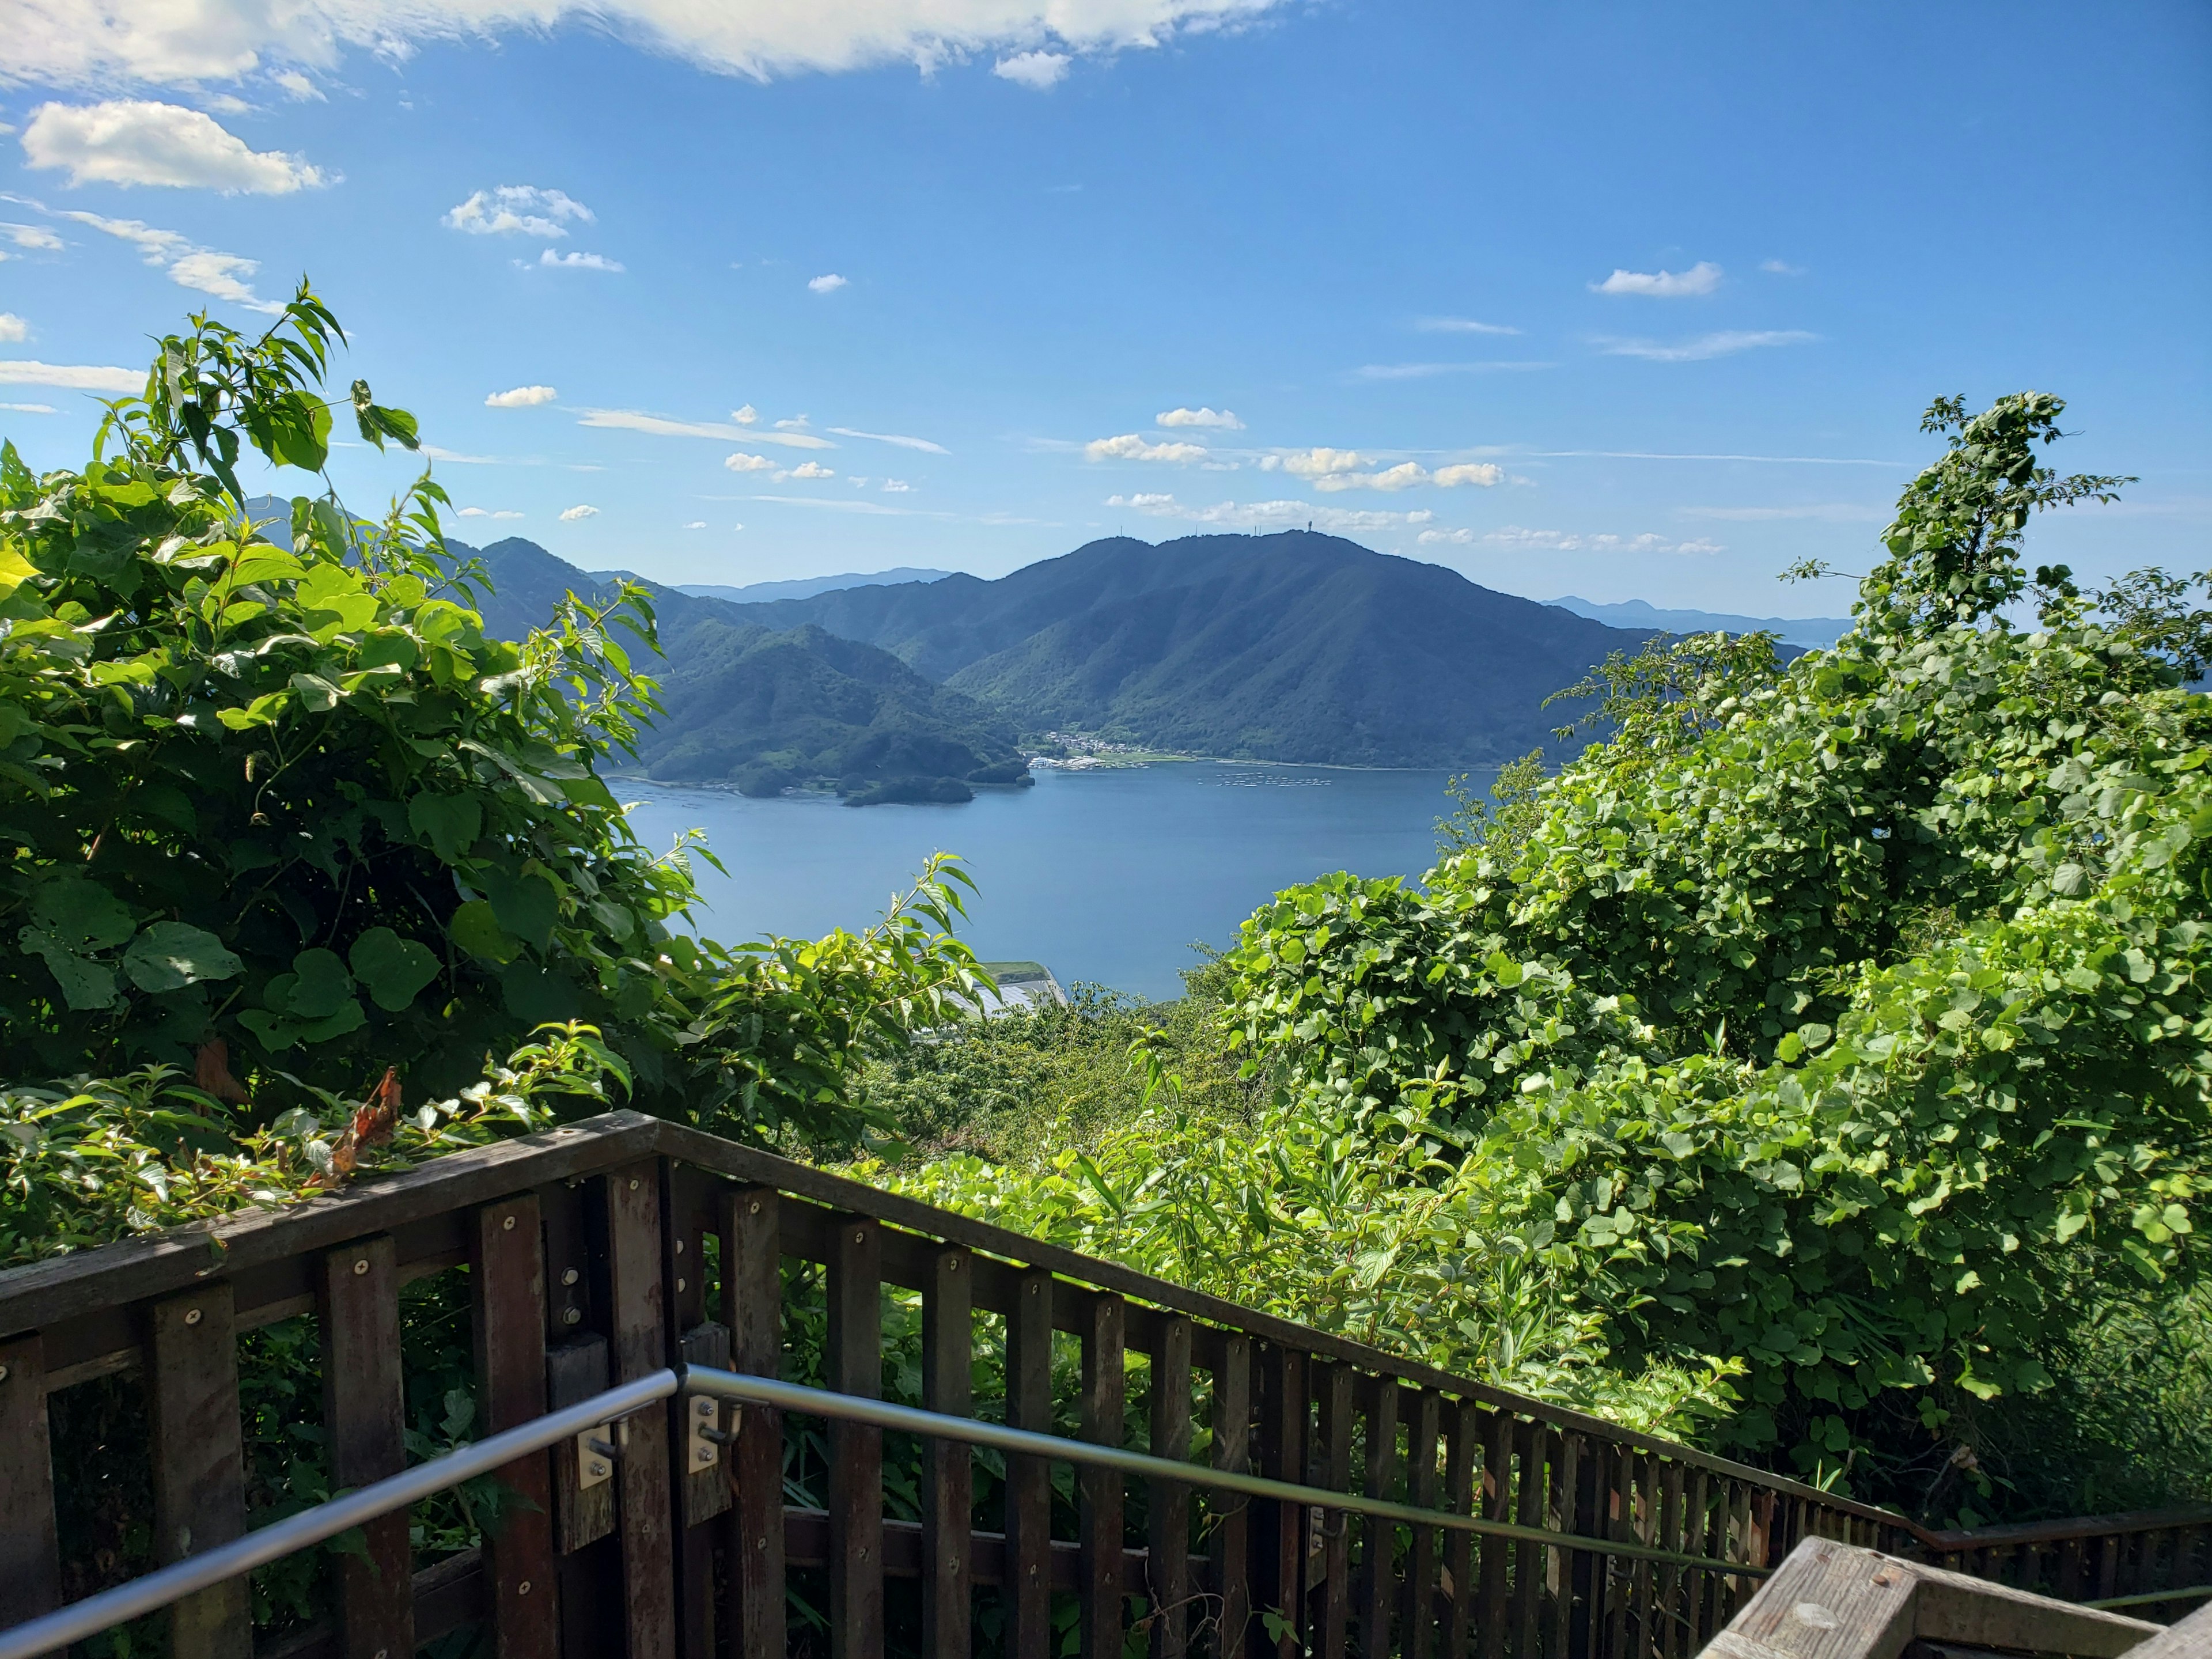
577;408;836;449
1086;433;1209;464
486;384;558;407
24;100;327;192
539;248;623;272
558;503;599;521
0;222;63;251
1528;448;1900;467
1680;502;1884;522
827;425;948;453
0;402;58;413
994;50;1071;88
1354;361;1552;380
1476;525;1724;555
0;359;142;391
445;185;592;237
1590;261;1723;297
1157;406;1243;429
421;444;502;464
59;207;281;310
1263;449;1506;493
808;272;847;293
1759;259;1806;276
1415;317;1521;335
1593;329;1816;362
779;460;835;480
0;315;26;343
456;506;525;519
1107;493;1437;535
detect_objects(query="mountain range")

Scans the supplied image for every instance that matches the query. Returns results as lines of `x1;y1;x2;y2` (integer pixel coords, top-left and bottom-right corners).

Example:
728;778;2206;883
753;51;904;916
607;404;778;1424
675;567;952;605
1547;595;1853;649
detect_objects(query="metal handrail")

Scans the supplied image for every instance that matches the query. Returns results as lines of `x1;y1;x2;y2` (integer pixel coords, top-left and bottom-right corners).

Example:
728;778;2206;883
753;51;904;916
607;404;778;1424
685;1366;1779;1580
0;1370;681;1659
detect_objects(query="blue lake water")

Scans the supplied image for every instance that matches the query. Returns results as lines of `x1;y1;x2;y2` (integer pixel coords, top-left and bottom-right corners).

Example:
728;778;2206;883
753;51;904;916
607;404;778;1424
622;762;1477;1000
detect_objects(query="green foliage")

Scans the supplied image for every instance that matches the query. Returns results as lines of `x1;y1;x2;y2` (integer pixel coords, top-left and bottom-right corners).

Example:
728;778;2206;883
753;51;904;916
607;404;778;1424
1219;391;2211;1511
1436;751;1547;861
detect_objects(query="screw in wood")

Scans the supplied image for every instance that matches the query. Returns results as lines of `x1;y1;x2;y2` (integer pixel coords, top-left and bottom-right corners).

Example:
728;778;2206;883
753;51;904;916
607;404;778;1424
629;1177;640;1190
517;1580;532;1596
749;1199;762;1214
562;1268;579;1285
502;1215;516;1231
184;1308;203;1325
353;1259;370;1275
0;1365;9;1383
563;1308;582;1325
855;1230;865;1244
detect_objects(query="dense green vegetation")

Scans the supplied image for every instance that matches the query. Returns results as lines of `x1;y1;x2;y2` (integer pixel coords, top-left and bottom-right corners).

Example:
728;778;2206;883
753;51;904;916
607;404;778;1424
888;392;2212;1523
719;532;1649;766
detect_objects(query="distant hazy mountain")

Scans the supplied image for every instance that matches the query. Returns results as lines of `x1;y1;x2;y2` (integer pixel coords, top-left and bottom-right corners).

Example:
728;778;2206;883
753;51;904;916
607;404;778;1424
1547;595;1853;650
714;532;1656;767
676;567;952;605
460;537;1028;802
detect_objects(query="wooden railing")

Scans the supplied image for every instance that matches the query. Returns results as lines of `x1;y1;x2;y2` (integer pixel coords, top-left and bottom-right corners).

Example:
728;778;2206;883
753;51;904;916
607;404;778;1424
0;1109;2198;1657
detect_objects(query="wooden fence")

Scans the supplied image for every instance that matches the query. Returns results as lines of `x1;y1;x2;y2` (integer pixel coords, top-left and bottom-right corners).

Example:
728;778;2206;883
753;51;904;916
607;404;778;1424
0;1109;2200;1658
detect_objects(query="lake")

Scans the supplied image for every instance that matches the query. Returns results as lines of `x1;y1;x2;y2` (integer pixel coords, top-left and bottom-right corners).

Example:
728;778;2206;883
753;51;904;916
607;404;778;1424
622;762;1476;1001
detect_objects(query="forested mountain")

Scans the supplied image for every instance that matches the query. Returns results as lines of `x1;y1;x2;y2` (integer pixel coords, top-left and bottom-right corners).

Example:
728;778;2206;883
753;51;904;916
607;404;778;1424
1548;594;1853;649
715;532;1650;767
676;567;952;604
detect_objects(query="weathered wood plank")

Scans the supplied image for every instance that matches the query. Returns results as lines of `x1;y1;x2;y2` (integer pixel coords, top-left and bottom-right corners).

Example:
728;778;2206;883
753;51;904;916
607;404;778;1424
1080;1292;1128;1659
1253;1343;1306;1657
546;1334;616;1552
1444;1398;1476;1659
1212;1333;1253;1659
1515;1421;1548;1659
604;1164;675;1659
469;1194;559;1659
1313;1361;1354;1659
1480;1410;1512;1659
147;1282;250;1659
1357;1369;1400;1659
1149;1312;1195;1659
827;1213;885;1659
1006;1265;1055;1659
676;1319;730;1659
0;1331;60;1627
1402;1388;1441;1659
1551;1429;1582;1659
721;1184;786;1659
922;1244;974;1659
318;1234;413;1659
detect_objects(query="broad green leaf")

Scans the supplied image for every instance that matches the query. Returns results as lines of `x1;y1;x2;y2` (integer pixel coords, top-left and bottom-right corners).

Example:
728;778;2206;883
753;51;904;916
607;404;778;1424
285;947;354;1017
449;899;520;964
122;922;243;993
18;927;119;1009
349;927;441;1012
480;869;558;954
31;877;136;951
408;793;482;862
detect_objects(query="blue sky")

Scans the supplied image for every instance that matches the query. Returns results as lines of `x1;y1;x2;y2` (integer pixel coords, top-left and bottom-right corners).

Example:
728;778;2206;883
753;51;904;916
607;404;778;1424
2;1;2206;615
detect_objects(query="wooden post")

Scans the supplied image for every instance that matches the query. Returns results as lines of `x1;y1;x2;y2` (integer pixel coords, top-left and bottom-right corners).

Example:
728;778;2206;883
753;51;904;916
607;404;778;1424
0;1332;59;1627
1252;1344;1306;1656
1080;1293;1128;1659
1402;1389;1441;1659
922;1245;974;1659
604;1165;676;1659
471;1195;559;1659
1514;1422;1547;1659
1212;1334;1253;1659
1444;1399;1477;1659
1006;1267;1055;1659
1313;1362;1354;1659
319;1234;414;1659
1550;1431;1583;1659
1355;1372;1400;1659
147;1283;250;1659
827;1214;885;1659
1680;1469;1710;1655
721;1185;786;1659
1479;1411;1511;1659
1149;1313;1195;1659
1656;1463;1683;1659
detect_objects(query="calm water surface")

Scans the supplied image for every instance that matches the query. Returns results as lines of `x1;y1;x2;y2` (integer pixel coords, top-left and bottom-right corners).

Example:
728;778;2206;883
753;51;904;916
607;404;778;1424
622;762;1474;999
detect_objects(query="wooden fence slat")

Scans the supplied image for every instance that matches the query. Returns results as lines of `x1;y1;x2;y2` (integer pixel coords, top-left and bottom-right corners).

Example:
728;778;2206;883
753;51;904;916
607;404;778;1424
827;1214;885;1659
0;1331;60;1627
1254;1343;1306;1657
546;1332;615;1554
1212;1334;1253;1659
1514;1422;1547;1659
1602;1444;1633;1659
721;1185;786;1659
1355;1370;1400;1659
676;1319;730;1659
1680;1469;1710;1655
1551;1430;1582;1659
319;1234;414;1659
923;1244;974;1659
1631;1453;1659;1659
1656;1463;1683;1659
1479;1410;1511;1659
1402;1389;1441;1659
1080;1293;1127;1659
1444;1399;1476;1659
147;1282;251;1659
605;1164;676;1659
470;1194;559;1659
1149;1312;1195;1659
1007;1266;1055;1659
1313;1361;1354;1659
1725;1481;1754;1624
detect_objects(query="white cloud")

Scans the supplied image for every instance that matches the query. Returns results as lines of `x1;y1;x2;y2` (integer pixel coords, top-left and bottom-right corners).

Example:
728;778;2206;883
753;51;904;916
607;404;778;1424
539;248;623;271
1313;461;1428;493
682;520;706;529
827;425;947;453
1433;463;1503;488
420;444;501;464
0;359;142;391
273;69;323;100
558;503;599;521
1;401;58;413
0;315;26;342
1354;361;1553;380
578;408;835;448
1108;493;1435;535
1278;447;1368;478
781;460;835;479
1086;433;1207;464
445;185;592;237
808;272;847;293
1591;262;1724;298
732;403;759;425
774;414;811;429
0;222;63;251
1415;317;1520;335
881;479;911;492
1594;329;1816;363
1156;406;1242;429
457;506;527;518
724;451;774;472
994;50;1070;88
1267;451;1511;494
167;249;283;313
56;209;190;262
1680;502;1883;522
486;384;558;407
1415;528;1475;546
23;100;325;192
1481;525;1724;555
3;0;1287;90
1760;259;1805;276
